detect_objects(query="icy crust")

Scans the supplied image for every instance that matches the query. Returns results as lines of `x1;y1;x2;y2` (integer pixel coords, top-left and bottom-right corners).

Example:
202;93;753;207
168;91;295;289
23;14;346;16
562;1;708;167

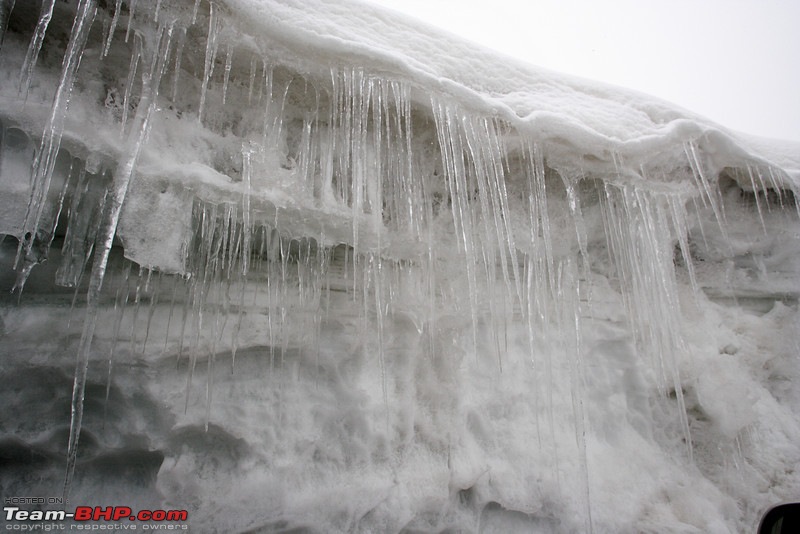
225;0;799;176
226;0;707;134
0;1;799;533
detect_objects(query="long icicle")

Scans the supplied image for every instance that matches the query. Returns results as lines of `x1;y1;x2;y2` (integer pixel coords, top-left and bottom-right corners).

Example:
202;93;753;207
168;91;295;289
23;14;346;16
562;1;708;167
15;0;97;294
0;0;16;51
102;0;123;57
198;1;220;123
19;0;55;98
63;21;174;499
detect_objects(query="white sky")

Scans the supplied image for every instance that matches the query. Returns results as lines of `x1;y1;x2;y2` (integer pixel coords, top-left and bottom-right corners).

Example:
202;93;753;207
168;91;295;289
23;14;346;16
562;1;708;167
365;0;800;141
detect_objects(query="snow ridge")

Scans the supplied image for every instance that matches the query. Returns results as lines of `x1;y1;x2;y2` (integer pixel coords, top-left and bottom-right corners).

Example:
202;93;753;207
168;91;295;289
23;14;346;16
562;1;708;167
0;1;798;532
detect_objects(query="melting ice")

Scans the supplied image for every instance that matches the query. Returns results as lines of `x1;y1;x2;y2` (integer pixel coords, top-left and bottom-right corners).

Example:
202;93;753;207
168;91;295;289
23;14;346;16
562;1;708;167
0;0;798;532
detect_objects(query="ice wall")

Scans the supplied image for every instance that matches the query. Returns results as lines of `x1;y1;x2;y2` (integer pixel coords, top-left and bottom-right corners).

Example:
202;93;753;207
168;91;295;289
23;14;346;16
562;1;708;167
0;1;799;532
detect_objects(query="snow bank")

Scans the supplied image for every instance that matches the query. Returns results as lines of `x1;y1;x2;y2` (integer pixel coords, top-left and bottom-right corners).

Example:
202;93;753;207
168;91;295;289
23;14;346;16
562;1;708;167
0;1;798;532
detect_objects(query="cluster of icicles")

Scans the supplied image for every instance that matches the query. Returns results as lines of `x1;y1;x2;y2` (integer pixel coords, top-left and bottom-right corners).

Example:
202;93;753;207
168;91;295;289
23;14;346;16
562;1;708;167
1;0;795;509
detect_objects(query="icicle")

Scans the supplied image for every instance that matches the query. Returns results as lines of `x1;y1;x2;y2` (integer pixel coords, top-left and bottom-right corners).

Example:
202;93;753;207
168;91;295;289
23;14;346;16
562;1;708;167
45;156;75;249
103;261;132;423
562;176;589;262
198;2;220;123
230;267;246;370
154;0;162;23
223;148;252;370
205;286;222;431
264;69;292;144
18;0;55;98
278;236;290;374
684;141;729;242
121;33;143;134
599;183;693;461
12;152;77;296
369;79;384;230
176;275;193;364
240;144;253;276
56;166;107;288
260;62;274;139
793;184;800;220
0;0;15;51
746;165;768;233
256;58;266;104
752;166;774;213
127;266;146;355
456;114;520;364
765;166;786;210
162;275;180;354
266;236;276;369
558;258;593;534
142;270;162;354
298;112;316;190
102;0;123;57
63;21;174;500
521;138;557;324
191;0;201;25
431;99;480;356
184;201;224;415
486;120;522;304
125;0;139;43
16;0;97;294
372;254;389;418
205;210;230;430
667;194;700;298
222;44;233;105
171;27;186;104
247;55;257;104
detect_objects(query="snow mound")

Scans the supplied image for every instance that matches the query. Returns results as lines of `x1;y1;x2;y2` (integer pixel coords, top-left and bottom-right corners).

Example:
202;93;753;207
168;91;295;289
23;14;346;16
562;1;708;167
0;1;798;532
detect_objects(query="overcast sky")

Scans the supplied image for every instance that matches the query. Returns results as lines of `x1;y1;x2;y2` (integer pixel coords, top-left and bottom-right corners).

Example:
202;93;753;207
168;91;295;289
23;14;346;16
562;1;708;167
365;0;800;141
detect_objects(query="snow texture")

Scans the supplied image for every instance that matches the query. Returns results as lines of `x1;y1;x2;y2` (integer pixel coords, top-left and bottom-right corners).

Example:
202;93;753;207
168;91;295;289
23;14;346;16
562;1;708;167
0;0;798;532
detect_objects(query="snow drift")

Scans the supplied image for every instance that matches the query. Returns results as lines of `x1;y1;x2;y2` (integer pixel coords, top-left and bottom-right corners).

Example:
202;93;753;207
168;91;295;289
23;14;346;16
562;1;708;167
0;0;798;532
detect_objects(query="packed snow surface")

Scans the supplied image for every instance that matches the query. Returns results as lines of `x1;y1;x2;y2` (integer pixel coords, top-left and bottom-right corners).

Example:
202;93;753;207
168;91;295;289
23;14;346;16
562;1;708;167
0;0;799;532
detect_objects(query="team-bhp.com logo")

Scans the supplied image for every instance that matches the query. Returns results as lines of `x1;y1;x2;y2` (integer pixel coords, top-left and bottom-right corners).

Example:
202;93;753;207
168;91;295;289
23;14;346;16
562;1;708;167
4;506;188;529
